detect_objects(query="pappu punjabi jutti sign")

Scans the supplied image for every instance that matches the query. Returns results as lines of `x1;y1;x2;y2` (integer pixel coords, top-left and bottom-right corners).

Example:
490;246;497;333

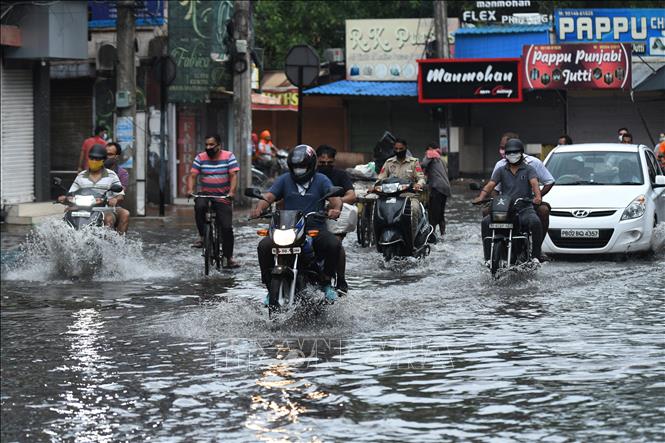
523;43;631;90
417;58;522;103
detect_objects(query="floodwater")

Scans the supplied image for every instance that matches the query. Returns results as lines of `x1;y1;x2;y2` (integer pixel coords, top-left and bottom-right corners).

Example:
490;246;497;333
2;191;664;442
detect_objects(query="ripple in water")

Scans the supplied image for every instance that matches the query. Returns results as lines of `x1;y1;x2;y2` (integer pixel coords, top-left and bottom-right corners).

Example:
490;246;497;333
3;218;176;282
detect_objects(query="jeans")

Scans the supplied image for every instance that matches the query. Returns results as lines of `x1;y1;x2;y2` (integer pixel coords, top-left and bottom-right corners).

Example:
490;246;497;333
481;206;543;260
257;229;341;288
195;198;234;259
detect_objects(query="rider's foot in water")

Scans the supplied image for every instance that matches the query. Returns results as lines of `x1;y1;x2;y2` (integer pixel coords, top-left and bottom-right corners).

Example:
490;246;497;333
224;257;241;268
191;238;203;248
537;254;550;262
263;293;269;307
336;280;348;297
322;284;337;304
531;257;541;265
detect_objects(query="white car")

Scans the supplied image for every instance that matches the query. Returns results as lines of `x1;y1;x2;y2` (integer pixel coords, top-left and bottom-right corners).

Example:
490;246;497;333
542;143;665;255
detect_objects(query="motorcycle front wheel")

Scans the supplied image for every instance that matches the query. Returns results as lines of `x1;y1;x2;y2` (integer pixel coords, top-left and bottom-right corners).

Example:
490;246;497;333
269;277;288;316
491;241;506;277
382;244;400;261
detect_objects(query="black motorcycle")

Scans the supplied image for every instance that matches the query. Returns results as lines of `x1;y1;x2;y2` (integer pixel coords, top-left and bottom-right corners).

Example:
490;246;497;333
246;186;343;315
372;177;434;261
482;195;534;277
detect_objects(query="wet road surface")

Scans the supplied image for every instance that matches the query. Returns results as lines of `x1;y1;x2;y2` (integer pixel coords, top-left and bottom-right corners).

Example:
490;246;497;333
2;190;665;442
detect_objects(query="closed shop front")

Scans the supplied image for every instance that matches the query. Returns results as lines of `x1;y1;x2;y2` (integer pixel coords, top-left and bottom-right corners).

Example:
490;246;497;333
1;65;34;204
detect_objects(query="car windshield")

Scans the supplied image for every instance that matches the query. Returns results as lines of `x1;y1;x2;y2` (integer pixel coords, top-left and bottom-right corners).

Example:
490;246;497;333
545;151;643;185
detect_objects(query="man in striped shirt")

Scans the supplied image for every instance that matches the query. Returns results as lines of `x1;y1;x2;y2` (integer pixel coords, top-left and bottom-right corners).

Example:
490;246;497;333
186;134;240;268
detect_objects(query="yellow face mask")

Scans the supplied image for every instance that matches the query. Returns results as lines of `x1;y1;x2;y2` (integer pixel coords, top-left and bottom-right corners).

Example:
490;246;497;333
88;159;104;172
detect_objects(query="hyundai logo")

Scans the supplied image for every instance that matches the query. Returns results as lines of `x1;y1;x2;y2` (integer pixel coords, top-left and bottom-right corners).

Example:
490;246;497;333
572;209;590;218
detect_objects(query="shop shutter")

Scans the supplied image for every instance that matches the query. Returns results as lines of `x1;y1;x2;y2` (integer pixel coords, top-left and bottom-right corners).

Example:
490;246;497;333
348;100;391;154
1;66;34;204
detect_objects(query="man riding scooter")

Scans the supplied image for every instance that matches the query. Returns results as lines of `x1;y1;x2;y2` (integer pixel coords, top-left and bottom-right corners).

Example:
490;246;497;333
250;144;343;303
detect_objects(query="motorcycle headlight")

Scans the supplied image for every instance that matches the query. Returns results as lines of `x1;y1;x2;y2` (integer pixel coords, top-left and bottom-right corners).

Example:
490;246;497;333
621;195;646;220
381;183;400;193
273;229;296;246
73;195;96;206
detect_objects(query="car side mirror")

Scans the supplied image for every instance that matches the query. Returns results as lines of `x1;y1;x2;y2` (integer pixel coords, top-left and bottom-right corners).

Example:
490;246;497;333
469;182;481;191
654;175;665;187
244;187;265;200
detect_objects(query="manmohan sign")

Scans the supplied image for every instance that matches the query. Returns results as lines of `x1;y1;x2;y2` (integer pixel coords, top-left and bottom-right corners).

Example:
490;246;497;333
523;43;631;90
417;58;522;104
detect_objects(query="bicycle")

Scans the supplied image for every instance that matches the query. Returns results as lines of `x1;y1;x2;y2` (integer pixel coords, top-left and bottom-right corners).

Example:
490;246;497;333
189;194;229;275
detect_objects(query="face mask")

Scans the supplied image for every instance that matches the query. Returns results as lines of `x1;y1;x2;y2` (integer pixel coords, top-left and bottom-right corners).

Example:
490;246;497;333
206;147;219;158
506;153;522;164
88;159;105;172
394;150;407;160
293;167;308;176
318;165;333;175
104;157;116;168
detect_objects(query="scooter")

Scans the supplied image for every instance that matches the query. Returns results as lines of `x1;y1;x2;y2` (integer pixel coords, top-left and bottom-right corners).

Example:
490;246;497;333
55;180;124;230
480;195;534;277
245;186;343;315
372;177;434;261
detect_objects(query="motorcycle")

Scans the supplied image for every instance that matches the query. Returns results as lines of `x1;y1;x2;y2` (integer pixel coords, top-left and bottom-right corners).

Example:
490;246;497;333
480;195;534;277
245;186;343;315
372;177;434;261
275;148;289;175
56;181;124;230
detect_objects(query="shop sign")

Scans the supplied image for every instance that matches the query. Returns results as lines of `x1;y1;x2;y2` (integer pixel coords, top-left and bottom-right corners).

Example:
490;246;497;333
177;113;197;197
523;43;631;90
462;1;548;25
418;59;522;104
346;18;459;81
555;9;665;56
254;89;299;112
168;0;233;103
116;116;135;169
89;0;165;28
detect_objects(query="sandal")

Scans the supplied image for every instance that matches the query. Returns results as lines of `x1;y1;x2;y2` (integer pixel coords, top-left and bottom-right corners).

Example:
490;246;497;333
191;239;203;248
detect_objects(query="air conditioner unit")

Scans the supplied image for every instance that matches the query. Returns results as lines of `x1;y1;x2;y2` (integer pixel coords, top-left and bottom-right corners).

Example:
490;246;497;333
96;42;117;71
323;48;344;63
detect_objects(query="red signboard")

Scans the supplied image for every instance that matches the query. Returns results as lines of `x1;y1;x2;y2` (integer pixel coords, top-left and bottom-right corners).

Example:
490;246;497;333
177;112;197;197
418;58;523;104
523;43;631;90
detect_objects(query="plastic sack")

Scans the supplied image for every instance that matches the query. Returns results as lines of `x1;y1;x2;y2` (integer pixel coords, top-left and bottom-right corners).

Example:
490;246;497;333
353;162;376;178
326;203;358;234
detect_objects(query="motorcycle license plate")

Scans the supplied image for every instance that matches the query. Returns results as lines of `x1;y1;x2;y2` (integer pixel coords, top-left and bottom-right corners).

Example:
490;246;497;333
71;211;91;217
386;198;397;204
489;223;513;229
561;229;599;238
272;247;301;255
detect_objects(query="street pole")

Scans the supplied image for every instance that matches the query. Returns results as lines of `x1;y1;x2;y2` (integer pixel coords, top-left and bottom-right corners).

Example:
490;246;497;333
297;66;303;145
116;0;138;214
159;60;167;216
434;1;454;177
233;0;253;206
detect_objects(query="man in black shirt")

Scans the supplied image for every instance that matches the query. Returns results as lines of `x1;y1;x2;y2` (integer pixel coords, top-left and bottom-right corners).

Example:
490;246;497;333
317;145;357;295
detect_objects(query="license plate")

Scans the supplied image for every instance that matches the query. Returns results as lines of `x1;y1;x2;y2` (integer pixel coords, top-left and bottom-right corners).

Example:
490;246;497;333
489;223;513;229
271;247;301;255
386;197;397;204
561;229;599;238
71;211;91;217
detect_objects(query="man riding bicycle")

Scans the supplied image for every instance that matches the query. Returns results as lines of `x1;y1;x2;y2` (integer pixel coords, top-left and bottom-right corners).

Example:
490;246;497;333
250;144;343;302
186;134;240;268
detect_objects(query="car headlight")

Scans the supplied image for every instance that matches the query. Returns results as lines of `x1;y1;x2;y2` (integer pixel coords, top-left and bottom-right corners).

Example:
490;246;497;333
621;195;646;220
273;229;296;246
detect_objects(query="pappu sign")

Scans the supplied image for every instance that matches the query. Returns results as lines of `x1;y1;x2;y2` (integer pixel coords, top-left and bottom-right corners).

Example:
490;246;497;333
523;43;631;90
417;58;522;103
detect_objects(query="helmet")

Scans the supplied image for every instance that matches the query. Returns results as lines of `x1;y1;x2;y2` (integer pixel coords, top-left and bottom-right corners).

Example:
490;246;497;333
89;144;108;160
504;138;524;154
260;130;271;140
287;144;317;184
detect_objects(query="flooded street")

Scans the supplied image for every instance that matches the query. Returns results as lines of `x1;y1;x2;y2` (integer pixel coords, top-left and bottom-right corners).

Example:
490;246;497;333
2;190;664;442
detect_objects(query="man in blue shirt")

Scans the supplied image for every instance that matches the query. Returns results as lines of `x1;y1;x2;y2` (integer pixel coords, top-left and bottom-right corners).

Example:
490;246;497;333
251;145;342;301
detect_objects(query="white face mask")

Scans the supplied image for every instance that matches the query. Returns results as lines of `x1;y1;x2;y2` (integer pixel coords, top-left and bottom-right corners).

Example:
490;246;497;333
506;153;522;164
293;167;307;176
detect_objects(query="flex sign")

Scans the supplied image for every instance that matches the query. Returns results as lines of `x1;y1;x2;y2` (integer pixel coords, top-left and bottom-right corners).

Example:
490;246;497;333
462;1;547;25
555;9;665;56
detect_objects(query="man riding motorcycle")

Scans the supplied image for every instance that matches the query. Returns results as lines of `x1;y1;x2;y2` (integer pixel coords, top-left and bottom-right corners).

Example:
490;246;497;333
58;144;124;229
473;139;543;263
251;144;343;302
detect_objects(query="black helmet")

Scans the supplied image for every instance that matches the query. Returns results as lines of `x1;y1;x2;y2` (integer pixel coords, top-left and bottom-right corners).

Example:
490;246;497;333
504;138;525;154
287;144;317;183
89;144;108;160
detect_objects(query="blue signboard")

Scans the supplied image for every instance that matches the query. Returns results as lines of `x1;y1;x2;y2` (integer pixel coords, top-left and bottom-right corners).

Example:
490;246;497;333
555;9;665;56
89;0;165;28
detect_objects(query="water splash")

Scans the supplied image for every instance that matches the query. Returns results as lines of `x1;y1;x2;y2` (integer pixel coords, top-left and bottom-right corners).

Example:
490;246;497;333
3;218;176;282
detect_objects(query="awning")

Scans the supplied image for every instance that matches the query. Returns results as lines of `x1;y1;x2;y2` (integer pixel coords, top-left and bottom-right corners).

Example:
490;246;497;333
304;80;417;97
454;25;550;58
633;63;665;92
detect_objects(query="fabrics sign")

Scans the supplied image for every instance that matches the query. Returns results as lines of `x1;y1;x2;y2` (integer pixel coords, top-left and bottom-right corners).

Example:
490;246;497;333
555;9;665;56
89;0;165;28
523;43;631;90
418;59;522;103
345;18;459;81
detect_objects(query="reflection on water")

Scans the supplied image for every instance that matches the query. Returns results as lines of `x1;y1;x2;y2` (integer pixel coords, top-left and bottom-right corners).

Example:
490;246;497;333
1;193;665;441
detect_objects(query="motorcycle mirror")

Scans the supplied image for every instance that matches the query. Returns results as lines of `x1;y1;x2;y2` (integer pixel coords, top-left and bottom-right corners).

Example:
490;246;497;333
323;186;344;199
109;184;124;193
244;187;265;200
469;182;481;191
53;177;62;186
